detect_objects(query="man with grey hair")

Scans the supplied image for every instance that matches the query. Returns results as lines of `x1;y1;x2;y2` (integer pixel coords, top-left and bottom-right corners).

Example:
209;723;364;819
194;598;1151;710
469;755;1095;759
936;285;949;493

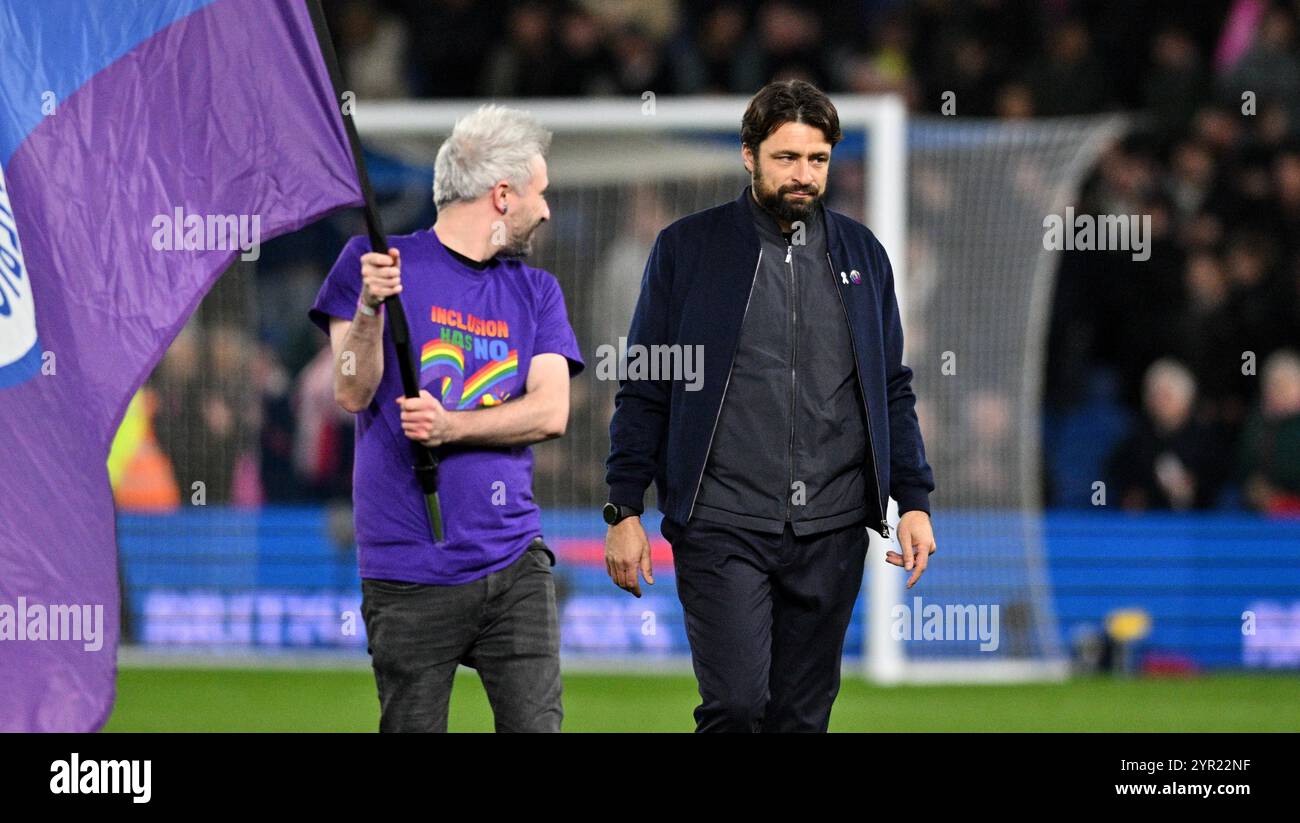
309;104;584;732
1106;358;1222;511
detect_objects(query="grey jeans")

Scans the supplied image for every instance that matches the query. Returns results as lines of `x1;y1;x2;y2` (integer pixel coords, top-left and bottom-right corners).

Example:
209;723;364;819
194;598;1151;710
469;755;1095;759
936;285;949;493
359;538;562;732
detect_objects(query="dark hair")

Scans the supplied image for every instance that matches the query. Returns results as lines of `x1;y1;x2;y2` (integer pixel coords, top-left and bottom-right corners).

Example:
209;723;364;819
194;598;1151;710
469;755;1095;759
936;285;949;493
740;80;843;152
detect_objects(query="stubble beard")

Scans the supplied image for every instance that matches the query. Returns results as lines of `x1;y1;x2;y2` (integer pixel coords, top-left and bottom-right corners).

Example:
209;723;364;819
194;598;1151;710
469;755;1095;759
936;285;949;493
498;213;543;259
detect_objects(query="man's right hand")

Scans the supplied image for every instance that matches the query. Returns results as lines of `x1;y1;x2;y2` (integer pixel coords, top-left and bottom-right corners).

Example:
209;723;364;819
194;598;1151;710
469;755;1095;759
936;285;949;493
605;517;654;597
360;247;402;309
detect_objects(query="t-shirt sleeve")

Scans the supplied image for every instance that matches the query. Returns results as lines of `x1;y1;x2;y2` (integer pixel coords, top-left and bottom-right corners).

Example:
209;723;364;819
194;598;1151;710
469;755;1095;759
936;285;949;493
532;273;585;377
308;236;367;335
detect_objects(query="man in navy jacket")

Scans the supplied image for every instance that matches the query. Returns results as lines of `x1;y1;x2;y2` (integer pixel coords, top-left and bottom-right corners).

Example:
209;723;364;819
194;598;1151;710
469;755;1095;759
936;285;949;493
603;80;937;732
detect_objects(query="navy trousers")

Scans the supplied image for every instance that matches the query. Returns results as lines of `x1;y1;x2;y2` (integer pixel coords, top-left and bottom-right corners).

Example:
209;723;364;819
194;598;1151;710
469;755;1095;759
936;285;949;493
661;515;869;733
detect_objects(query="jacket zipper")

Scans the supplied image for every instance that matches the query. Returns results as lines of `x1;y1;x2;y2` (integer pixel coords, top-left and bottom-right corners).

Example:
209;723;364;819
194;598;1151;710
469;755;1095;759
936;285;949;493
686;247;763;522
785;241;797;520
827;252;890;539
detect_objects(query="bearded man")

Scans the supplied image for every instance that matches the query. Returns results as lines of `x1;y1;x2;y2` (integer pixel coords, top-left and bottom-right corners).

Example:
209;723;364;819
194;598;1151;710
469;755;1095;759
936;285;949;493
603;80;938;732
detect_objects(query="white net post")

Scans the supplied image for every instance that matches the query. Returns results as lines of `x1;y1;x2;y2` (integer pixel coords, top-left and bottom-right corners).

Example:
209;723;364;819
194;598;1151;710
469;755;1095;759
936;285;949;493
860;96;909;685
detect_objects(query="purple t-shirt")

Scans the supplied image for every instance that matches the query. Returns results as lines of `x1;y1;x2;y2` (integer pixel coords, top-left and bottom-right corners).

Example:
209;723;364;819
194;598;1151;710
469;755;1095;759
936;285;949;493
309;228;584;585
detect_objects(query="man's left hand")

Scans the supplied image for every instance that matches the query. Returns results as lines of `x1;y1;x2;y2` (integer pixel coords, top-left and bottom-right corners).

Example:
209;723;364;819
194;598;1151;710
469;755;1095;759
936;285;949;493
397;390;457;448
885;510;937;589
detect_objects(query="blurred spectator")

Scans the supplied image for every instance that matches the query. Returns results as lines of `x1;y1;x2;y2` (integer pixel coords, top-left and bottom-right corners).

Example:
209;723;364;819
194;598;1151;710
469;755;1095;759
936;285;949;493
554;6;619;95
953;389;1017;506
1237;349;1300;514
576;0;678;42
484;2;565;97
937;34;998;115
396;0;500;97
674;3;749;93
1028;20;1110;116
334;0;411;99
842;11;916;101
732;1;835;91
1269;145;1300;260
1144;28;1207;142
1166;140;1216;221
610;23;676;95
1175;251;1239;415
1220;5;1300;122
1106;359;1226;511
150;322;259;505
995;80;1035;119
109;388;182;512
209;325;263;506
1219;232;1295;416
151;324;203;499
294;343;356;502
254;343;300;502
591;185;674;352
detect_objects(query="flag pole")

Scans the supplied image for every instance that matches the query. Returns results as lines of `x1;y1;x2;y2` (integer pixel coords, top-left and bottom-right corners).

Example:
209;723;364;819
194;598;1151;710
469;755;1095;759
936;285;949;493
305;0;444;541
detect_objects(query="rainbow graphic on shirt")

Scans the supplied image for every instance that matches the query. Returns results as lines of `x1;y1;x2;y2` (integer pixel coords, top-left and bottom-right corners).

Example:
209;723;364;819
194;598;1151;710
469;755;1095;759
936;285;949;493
420;339;464;373
421;304;522;408
459;350;518;409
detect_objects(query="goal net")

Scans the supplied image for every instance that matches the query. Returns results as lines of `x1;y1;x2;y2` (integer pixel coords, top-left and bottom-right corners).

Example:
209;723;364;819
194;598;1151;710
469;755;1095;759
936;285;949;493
893;115;1125;682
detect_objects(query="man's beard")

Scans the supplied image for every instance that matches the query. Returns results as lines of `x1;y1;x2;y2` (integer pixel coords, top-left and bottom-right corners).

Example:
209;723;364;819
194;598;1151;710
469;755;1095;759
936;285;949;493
752;170;822;224
498;216;543;258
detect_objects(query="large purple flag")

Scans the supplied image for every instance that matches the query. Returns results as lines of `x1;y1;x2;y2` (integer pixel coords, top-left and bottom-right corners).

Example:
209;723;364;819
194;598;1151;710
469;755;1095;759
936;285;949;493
0;0;361;730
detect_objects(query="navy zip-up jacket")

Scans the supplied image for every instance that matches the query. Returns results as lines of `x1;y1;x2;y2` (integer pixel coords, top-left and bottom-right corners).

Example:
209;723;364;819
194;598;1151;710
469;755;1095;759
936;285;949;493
605;187;935;537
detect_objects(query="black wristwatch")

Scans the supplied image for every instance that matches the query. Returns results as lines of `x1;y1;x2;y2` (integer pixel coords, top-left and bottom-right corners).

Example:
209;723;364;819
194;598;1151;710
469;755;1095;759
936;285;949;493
602;503;641;526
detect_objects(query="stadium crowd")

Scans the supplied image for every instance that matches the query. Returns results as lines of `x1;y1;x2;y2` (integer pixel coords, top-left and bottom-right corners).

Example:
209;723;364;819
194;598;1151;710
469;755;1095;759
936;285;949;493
126;0;1300;516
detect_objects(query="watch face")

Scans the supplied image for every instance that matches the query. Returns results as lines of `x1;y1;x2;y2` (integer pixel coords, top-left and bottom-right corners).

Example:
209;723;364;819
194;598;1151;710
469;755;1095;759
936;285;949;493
602;503;619;525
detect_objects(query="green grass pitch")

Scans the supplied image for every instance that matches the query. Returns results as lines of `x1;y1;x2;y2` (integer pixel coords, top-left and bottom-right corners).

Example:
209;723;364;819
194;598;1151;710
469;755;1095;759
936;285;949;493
102;668;1300;732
